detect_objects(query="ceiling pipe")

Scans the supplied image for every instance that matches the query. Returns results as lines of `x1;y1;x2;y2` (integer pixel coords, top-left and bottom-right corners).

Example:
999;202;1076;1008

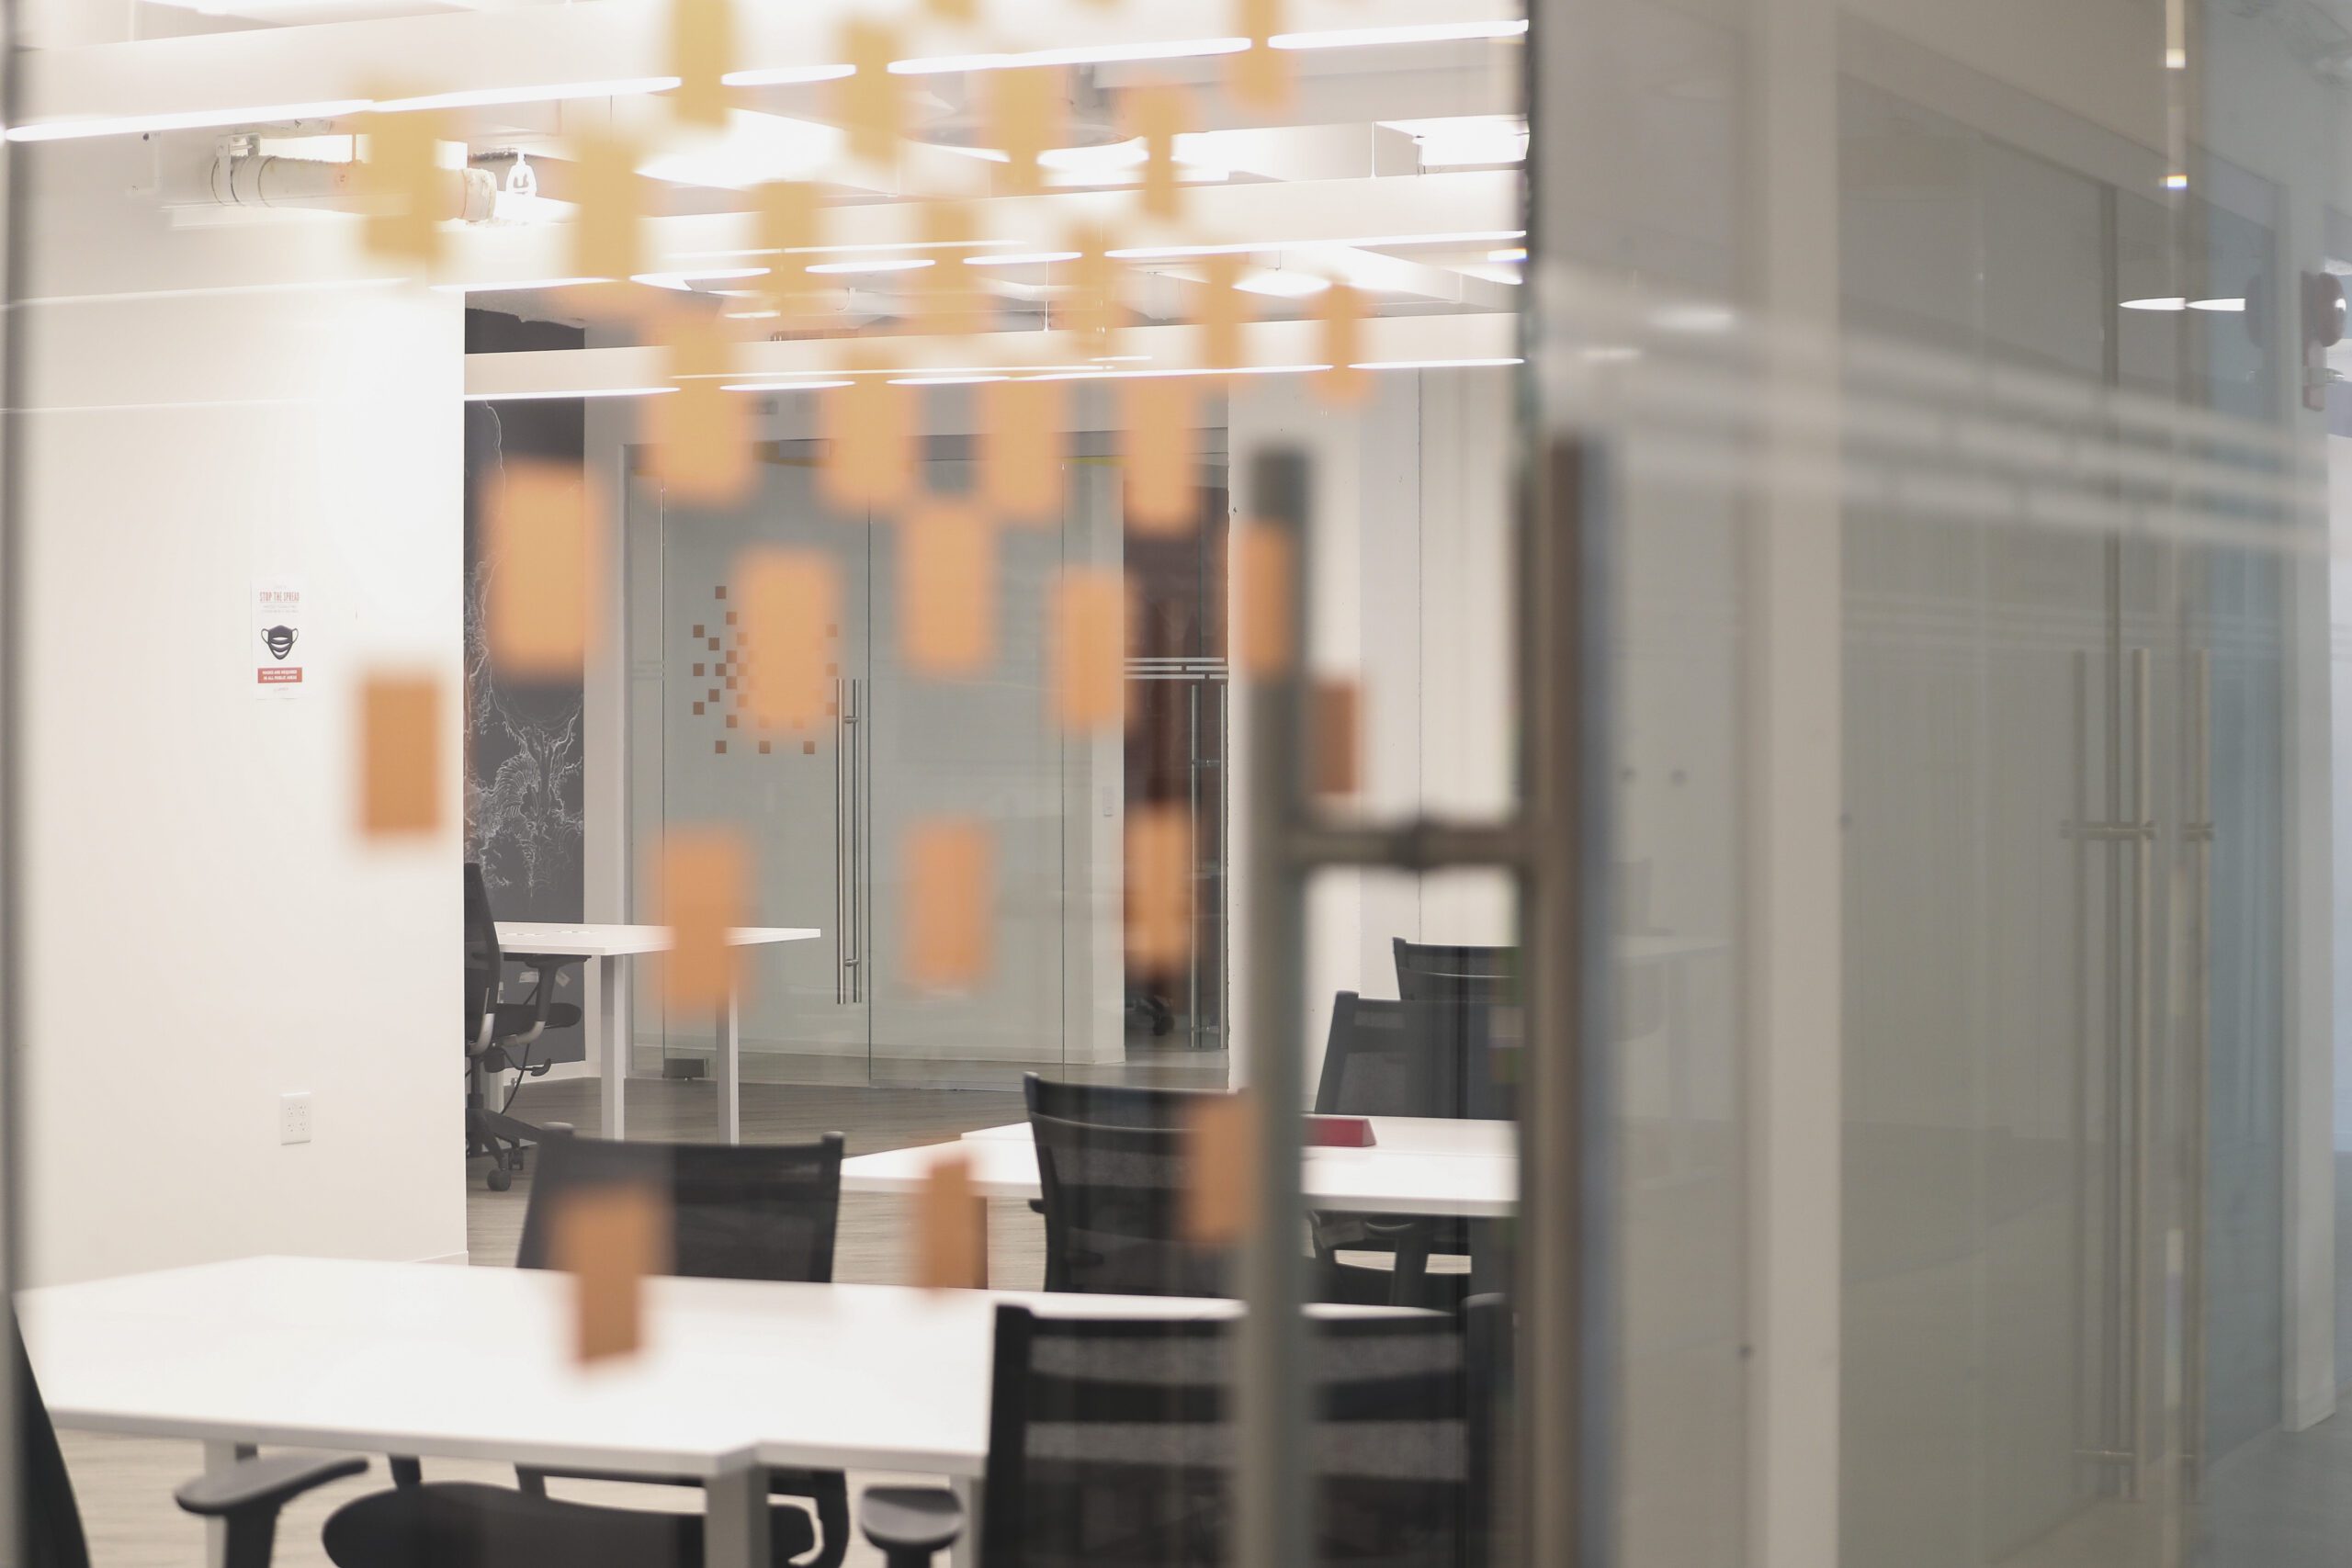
200;152;499;221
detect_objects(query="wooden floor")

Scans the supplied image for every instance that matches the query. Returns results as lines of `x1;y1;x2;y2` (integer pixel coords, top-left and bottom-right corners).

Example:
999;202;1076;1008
58;1077;1041;1568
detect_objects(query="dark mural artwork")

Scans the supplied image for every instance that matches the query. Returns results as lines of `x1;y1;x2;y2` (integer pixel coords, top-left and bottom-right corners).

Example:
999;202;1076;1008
463;310;588;1064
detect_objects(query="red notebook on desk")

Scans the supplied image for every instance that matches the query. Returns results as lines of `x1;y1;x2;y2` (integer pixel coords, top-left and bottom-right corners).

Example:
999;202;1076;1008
1303;1115;1376;1147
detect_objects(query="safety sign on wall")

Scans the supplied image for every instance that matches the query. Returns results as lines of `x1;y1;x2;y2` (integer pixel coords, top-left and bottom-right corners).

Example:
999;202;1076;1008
254;581;306;698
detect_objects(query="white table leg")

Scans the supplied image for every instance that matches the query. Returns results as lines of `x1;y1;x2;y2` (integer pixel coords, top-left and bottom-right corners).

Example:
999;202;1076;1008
598;953;627;1141
200;1440;248;1568
706;1463;771;1568
718;987;741;1145
950;1473;982;1568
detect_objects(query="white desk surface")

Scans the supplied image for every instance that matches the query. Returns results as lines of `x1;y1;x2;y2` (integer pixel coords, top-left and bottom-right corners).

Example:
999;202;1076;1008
496;923;820;959
959;1116;1515;1161
18;1257;1313;1482
846;1123;1517;1218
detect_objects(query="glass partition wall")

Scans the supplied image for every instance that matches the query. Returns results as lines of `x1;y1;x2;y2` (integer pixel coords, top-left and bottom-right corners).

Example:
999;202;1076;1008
625;423;1236;1090
1539;3;2352;1567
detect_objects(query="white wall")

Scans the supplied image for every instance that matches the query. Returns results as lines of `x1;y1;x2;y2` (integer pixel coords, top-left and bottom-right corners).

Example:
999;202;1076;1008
1227;367;1517;1091
17;144;468;1284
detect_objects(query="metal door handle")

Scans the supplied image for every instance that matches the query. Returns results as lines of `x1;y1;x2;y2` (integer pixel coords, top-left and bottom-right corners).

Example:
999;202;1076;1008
833;676;851;1004
844;677;865;1003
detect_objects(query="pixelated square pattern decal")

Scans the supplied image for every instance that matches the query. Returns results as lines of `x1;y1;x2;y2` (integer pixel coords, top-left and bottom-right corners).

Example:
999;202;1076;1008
693;581;840;758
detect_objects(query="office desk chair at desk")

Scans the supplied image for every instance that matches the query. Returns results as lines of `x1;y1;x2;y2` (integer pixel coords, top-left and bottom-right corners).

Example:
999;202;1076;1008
465;863;581;1191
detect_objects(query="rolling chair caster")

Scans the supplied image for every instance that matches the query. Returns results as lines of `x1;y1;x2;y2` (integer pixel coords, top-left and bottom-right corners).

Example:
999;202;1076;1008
486;1167;513;1192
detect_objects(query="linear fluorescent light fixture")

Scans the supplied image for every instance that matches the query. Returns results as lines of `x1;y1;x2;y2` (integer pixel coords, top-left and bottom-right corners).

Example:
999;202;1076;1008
967;251;1081;266
433;276;612;294
1027;363;1330;382
2120;296;2188;311
8;97;376;141
1109;229;1524;260
374;78;680;114
1235;269;1331;299
633;267;771;291
889;374;1010;386
891;38;1250;74
722;63;855;87
2188;297;2247;312
1348;356;1524;371
465;387;681;401
1272;18;1527;49
721;379;856;392
806;257;933;274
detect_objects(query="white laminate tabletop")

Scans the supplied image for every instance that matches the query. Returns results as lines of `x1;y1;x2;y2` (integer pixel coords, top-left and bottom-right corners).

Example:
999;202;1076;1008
17;1257;1297;1481
496;923;820;959
959;1117;1516;1160
847;1126;1517;1218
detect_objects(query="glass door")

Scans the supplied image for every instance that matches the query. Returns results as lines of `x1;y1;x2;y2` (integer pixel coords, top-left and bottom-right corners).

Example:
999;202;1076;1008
630;452;876;1083
862;446;1076;1086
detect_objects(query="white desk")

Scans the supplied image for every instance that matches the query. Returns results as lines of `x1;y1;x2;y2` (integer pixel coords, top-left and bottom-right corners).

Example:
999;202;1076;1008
497;923;818;1145
18;1257;1373;1568
958;1115;1516;1161
844;1119;1519;1218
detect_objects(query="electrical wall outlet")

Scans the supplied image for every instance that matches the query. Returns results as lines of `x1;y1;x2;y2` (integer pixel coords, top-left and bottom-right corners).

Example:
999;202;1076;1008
279;1092;312;1145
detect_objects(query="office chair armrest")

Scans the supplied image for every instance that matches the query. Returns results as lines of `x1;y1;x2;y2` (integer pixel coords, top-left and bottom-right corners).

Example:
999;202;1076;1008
858;1486;963;1567
175;1453;368;1517
1360;1216;1440;1240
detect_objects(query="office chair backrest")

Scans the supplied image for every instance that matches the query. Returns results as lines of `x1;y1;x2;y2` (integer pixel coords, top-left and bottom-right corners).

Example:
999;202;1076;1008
463;863;503;1043
1313;994;1520;1122
1023;1073;1205;1129
514;1133;846;1282
1316;993;1452;1118
1028;1112;1223;1298
978;1304;1472;1568
17;1332;92;1568
1392;938;1519;1006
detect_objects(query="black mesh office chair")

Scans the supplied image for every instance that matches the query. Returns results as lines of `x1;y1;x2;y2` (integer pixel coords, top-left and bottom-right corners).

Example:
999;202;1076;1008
17;1327;367;1568
858;1304;1480;1568
1392;939;1518;1005
1309;993;1479;1310
1024;1073;1207;1128
503;1132;853;1568
464;863;582;1191
1024;1076;1228;1298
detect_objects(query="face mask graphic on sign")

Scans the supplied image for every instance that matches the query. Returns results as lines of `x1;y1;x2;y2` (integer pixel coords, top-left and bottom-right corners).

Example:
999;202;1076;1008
261;626;299;660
